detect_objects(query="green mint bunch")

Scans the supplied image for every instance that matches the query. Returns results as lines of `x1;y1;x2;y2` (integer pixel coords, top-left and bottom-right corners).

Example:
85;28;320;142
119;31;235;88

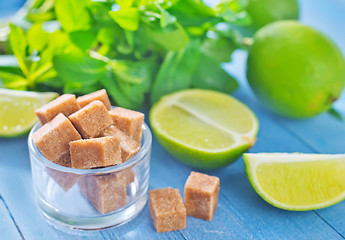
0;0;250;109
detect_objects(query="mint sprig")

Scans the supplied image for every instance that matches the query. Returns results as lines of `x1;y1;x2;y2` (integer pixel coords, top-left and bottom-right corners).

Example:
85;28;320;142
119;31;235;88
0;0;249;109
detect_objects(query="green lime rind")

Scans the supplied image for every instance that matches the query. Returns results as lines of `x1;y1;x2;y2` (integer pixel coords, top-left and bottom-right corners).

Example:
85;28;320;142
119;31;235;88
150;89;259;169
243;153;345;211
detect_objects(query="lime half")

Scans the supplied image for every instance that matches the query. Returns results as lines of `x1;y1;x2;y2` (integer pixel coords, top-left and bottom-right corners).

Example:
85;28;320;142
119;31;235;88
150;89;259;169
0;88;58;137
244;153;345;210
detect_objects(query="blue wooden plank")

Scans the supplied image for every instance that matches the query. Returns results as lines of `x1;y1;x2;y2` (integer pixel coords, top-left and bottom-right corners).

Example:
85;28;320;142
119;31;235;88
0;195;22;240
101;205;186;240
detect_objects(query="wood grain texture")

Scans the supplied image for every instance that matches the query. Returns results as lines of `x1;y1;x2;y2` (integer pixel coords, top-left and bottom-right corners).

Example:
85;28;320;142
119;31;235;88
0;195;23;240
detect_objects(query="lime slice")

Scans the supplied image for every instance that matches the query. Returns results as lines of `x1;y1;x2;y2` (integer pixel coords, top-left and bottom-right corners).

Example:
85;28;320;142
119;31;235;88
150;89;259;169
0;88;58;137
244;153;345;210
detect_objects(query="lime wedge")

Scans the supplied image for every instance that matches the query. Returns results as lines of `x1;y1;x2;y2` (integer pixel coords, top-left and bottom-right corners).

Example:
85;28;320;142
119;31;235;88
150;89;259;169
0;88;58;137
244;153;345;210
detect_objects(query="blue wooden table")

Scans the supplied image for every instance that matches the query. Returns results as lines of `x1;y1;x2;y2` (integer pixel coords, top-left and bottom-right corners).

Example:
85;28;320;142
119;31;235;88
1;0;345;239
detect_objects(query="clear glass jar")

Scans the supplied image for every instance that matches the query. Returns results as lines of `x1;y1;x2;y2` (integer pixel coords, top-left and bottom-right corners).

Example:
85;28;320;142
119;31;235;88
28;122;151;231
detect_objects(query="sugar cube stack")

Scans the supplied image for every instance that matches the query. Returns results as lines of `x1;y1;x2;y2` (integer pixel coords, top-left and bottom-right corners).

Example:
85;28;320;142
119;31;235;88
32;89;144;213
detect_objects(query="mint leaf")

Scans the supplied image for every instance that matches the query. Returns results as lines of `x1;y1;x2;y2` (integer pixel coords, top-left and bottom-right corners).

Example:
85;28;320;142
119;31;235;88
9;24;27;57
108;58;156;107
69;30;97;51
160;9;177;28
171;0;215;17
110;59;156;85
27;23;49;53
0;71;27;90
53;52;107;84
100;71;137;109
201;35;236;62
192;54;239;93
55;0;91;32
64;81;103;95
150;39;201;103
328;108;343;121
8;24;29;75
97;27;121;46
109;7;140;31
143;22;189;51
117;0;134;7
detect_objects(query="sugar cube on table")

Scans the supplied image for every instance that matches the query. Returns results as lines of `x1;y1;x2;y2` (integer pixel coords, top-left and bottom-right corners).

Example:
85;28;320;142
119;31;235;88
100;125;140;162
184;171;220;221
149;188;186;233
70;136;121;169
108;107;144;143
77;89;111;110
69;100;112;138
35;94;79;125
32;113;81;162
78;173;127;214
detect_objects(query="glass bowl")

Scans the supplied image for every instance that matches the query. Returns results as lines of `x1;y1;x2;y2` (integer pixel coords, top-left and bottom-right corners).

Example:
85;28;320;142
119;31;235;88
28;121;151;231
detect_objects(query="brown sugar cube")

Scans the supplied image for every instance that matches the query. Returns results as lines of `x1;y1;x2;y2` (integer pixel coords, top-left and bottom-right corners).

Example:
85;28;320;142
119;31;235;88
78;173;127;214
70;137;121;169
108;107;144;143
77;89;111;110
149;188;186;233
35;94;79;125
46;168;79;192
53;151;72;167
46;151;79;192
116;168;135;185
69;100;112;138
100;125;140;162
184;171;220;221
32;113;81;162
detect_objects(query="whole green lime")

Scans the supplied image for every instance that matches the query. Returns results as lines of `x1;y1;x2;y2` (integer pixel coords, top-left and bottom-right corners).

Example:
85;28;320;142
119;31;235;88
239;0;299;36
247;0;299;30
247;21;345;118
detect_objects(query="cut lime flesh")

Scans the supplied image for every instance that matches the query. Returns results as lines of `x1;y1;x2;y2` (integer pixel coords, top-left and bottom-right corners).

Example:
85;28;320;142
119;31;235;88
150;89;259;169
0;89;58;137
244;153;345;210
